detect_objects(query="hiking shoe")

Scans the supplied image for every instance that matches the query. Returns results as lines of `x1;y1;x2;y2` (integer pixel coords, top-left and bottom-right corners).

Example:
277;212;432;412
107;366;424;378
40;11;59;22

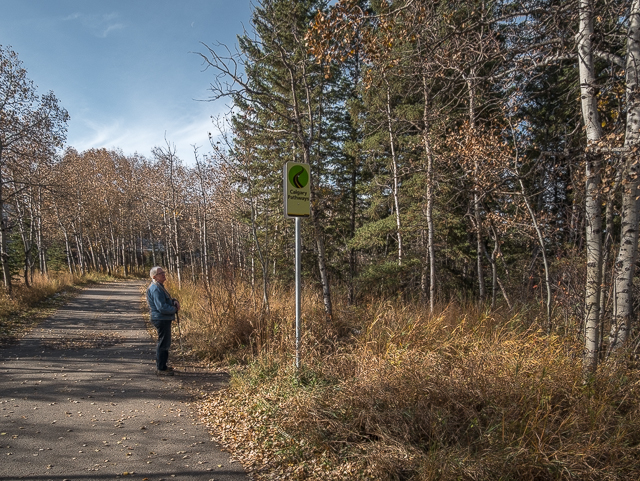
156;369;175;376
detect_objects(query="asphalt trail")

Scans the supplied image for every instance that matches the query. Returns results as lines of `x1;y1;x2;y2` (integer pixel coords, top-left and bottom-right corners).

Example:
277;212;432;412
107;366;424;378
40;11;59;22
0;281;248;481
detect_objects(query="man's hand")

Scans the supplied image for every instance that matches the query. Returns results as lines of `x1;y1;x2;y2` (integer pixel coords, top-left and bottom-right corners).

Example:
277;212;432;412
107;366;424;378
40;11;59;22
173;300;180;312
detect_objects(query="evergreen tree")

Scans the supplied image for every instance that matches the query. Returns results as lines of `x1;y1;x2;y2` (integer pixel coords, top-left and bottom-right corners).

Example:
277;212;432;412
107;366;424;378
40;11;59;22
201;0;353;319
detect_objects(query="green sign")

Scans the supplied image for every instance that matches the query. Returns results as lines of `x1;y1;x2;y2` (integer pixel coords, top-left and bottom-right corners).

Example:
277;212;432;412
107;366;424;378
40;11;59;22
289;164;309;189
283;162;310;217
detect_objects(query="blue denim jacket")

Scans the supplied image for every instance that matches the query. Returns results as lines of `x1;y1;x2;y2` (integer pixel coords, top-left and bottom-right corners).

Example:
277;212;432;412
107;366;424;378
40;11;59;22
146;282;177;321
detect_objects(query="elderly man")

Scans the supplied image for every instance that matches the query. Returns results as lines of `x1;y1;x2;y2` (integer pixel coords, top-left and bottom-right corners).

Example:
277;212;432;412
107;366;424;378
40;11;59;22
147;266;180;375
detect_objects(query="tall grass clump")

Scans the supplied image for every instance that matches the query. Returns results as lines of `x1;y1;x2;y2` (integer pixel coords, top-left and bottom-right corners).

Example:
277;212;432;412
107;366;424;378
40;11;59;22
164;274;258;363
174;274;640;480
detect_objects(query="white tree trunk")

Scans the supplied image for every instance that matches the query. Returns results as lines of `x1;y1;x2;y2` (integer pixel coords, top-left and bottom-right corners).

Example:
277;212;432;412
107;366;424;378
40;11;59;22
578;0;602;141
422;75;435;313
578;0;604;375
610;0;640;351
385;78;403;266
519;179;552;327
424;136;435;313
467;75;485;300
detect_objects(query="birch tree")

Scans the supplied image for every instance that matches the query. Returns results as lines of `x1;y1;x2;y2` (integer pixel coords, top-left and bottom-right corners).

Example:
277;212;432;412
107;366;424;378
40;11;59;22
0;46;68;293
608;0;640;352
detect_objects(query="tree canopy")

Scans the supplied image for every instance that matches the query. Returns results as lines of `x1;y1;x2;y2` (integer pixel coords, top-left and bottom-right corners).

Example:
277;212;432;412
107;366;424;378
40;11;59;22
2;1;640;374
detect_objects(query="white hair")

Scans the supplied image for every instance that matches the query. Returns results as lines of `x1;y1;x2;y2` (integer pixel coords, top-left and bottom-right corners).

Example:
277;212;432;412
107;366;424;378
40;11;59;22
149;266;164;279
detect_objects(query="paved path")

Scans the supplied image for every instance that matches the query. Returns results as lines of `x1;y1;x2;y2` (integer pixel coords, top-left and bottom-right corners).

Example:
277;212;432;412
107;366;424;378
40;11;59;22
0;281;248;481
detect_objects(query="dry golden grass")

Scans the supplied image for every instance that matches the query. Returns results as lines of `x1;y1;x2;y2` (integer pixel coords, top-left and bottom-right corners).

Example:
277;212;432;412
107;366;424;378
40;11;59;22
170;275;640;480
3;269;636;479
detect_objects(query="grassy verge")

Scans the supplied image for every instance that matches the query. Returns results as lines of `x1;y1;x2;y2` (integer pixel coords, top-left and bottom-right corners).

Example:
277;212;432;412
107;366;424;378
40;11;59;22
166;278;640;480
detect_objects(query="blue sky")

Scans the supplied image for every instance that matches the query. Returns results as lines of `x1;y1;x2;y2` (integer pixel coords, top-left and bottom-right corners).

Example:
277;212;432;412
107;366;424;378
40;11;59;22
1;0;254;161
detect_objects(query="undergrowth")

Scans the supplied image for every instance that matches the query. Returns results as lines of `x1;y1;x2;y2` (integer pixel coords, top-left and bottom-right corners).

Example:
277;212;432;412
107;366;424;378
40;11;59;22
3;269;637;479
169;277;640;480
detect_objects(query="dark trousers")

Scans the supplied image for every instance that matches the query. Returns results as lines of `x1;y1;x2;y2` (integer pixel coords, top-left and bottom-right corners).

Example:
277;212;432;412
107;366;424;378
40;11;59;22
151;319;172;370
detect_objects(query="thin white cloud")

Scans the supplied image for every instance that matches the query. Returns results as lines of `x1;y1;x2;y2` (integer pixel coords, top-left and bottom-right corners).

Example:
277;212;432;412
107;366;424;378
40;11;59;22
63;12;125;38
100;23;125;38
68;109;227;163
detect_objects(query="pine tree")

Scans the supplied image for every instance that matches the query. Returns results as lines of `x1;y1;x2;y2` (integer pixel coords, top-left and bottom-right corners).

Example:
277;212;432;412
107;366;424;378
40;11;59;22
201;0;353;319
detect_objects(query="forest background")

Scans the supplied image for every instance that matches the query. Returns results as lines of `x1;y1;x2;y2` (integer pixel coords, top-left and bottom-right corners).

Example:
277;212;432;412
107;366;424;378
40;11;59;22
2;0;640;479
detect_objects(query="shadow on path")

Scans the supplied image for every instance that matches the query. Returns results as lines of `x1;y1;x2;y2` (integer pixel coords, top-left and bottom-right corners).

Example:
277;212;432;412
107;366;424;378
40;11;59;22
0;281;247;481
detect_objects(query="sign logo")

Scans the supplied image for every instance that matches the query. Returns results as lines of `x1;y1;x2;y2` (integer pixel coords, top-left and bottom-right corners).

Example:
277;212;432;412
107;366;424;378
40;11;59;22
283;162;311;218
289;165;309;189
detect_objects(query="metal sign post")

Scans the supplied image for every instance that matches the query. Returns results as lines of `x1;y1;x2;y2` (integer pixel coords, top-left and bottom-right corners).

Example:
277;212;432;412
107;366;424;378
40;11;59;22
283;162;310;370
295;216;301;369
